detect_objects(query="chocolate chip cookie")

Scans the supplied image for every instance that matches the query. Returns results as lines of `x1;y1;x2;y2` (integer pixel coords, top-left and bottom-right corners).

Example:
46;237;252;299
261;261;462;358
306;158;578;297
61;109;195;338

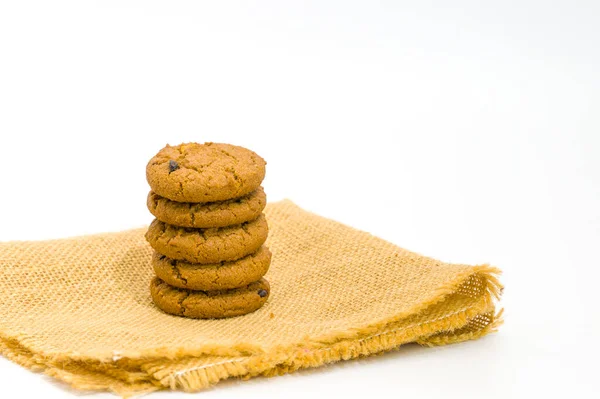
146;142;266;203
150;276;270;319
152;246;271;290
147;187;266;228
145;214;268;264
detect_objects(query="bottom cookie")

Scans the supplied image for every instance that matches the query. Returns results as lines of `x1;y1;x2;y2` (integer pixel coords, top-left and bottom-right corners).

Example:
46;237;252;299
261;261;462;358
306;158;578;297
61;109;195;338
150;277;270;319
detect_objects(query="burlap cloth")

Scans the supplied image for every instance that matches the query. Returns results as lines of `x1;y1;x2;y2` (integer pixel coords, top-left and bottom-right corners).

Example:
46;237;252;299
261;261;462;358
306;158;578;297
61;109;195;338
0;200;502;397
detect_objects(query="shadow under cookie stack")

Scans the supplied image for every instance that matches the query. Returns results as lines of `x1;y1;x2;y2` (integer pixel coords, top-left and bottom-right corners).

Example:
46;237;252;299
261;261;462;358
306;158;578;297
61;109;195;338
144;142;271;319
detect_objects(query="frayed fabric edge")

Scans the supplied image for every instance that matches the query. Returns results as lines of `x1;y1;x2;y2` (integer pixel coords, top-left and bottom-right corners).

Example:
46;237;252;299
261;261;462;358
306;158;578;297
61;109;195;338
1;266;502;397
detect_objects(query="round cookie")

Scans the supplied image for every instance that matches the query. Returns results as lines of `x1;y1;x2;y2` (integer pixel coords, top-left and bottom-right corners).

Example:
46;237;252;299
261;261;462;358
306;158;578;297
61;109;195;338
152;246;271;290
147;187;266;228
145;214;268;264
150;277;270;319
146;142;266;203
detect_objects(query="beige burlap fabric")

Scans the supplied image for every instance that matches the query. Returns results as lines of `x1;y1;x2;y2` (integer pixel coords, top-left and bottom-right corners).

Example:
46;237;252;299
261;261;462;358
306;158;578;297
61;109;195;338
0;200;502;397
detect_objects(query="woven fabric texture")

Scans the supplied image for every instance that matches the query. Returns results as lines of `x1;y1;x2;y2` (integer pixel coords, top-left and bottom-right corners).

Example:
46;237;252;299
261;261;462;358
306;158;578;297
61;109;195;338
0;200;502;397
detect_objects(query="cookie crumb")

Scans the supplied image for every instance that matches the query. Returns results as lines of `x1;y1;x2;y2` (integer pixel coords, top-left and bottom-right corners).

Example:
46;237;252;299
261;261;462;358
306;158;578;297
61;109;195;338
168;160;179;173
257;289;268;298
269;312;274;319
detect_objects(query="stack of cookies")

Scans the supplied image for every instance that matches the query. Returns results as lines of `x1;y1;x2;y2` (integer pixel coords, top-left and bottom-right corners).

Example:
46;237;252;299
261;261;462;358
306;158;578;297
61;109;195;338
144;142;271;319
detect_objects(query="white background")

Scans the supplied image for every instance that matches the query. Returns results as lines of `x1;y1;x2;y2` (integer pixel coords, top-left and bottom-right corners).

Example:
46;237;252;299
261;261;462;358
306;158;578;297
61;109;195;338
1;1;599;398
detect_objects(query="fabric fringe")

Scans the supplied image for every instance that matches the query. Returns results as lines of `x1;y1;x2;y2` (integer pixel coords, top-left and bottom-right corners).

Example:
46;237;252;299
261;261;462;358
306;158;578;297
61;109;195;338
0;266;502;397
166;266;503;393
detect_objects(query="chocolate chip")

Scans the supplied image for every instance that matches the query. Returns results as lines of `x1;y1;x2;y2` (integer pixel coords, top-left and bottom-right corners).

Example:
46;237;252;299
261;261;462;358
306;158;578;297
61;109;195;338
171;260;177;266
257;289;268;298
168;160;179;173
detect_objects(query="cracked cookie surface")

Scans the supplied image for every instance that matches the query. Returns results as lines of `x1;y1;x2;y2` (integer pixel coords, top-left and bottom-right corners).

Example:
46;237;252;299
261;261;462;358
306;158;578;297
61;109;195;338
150;276;270;319
147;187;266;228
152;246;271;290
145;214;268;263
146;142;266;203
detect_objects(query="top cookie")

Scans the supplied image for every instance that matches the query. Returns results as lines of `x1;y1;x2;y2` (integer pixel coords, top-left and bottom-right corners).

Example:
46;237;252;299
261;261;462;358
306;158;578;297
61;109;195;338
146;142;266;203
